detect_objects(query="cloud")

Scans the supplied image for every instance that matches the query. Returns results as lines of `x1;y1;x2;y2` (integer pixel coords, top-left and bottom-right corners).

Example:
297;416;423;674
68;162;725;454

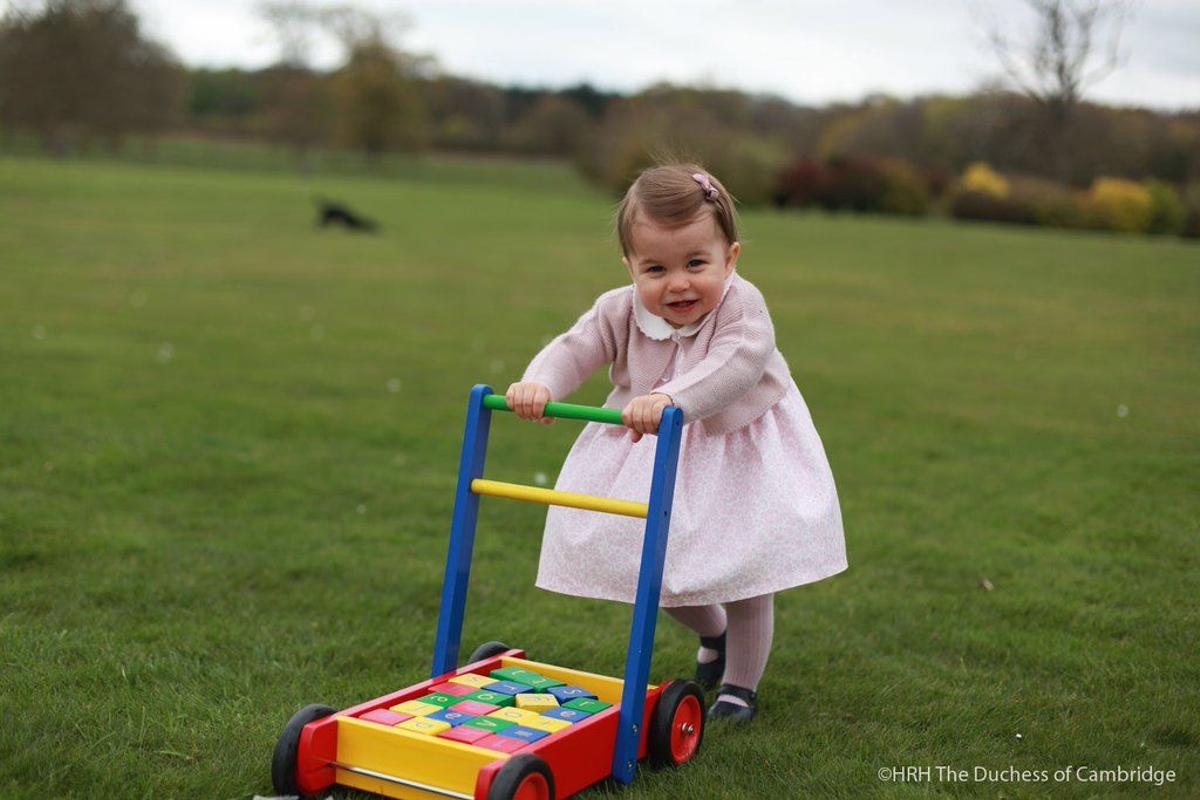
131;0;1199;109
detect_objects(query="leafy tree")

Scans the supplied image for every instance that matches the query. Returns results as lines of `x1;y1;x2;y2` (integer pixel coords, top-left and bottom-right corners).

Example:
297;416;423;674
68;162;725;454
504;94;591;156
576;85;790;204
422;76;506;151
0;0;182;152
331;37;428;157
188;69;260;124
255;2;430;159
259;66;332;160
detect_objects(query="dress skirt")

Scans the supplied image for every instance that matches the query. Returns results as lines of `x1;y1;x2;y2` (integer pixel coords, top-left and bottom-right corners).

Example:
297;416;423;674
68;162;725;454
535;382;848;607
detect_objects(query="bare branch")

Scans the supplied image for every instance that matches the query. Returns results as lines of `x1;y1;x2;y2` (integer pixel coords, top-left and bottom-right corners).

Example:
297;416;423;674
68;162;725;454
319;3;411;56
257;0;322;68
977;0;1135;109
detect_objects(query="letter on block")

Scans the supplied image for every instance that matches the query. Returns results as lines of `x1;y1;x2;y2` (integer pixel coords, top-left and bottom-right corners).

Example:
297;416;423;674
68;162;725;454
490;707;538;724
515;694;559;711
396;717;452;736
521;715;572;734
389;700;442;717
448;673;497;689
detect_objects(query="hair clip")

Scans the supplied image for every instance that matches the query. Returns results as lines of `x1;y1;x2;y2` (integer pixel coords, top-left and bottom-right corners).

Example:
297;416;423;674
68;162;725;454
691;172;719;201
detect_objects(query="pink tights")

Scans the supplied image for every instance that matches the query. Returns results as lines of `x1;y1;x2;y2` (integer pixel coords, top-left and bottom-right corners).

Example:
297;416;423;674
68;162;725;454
665;594;774;707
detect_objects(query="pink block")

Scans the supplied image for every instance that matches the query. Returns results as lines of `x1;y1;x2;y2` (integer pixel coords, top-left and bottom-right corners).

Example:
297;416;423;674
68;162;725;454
429;682;476;698
475;734;527;753
359;708;411;726
438;725;492;744
451;700;501;716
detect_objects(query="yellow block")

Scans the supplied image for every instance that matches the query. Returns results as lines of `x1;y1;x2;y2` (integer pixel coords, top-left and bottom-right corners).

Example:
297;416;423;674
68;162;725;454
336;717;504;800
489;707;538;724
389;700;442;717
522;715;572;734
471;478;648;519
515;694;559;711
396;717;452;736
448;673;497;689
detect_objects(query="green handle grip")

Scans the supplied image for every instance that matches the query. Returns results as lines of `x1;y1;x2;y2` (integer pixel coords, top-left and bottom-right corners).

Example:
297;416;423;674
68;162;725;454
483;393;625;425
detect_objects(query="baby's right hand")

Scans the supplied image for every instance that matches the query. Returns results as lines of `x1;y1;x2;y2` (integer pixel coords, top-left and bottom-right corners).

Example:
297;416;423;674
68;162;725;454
505;382;555;425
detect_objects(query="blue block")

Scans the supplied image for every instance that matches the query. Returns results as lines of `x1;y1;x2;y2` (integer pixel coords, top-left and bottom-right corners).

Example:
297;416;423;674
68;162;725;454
427;709;476;727
487;680;538;696
542;707;591;724
546;685;596;704
497;725;549;743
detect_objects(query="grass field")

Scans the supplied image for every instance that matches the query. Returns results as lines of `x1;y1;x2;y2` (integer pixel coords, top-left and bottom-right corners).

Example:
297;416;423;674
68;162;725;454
1;153;1197;799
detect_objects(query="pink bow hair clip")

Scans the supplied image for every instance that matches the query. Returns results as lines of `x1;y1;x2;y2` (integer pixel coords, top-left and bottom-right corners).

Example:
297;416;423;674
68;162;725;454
691;172;719;201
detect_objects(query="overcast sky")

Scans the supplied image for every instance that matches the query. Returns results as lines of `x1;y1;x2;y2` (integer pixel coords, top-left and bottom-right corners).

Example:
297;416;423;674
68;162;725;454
134;0;1199;110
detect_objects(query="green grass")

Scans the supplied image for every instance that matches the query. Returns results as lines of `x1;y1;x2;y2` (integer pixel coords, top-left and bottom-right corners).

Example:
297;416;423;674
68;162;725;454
1;153;1197;799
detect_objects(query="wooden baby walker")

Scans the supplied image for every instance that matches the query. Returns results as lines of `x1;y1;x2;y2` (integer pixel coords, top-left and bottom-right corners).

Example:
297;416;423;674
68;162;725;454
271;384;707;799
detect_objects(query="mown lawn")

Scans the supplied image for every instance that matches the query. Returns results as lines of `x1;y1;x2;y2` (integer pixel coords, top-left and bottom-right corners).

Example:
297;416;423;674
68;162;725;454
1;154;1196;799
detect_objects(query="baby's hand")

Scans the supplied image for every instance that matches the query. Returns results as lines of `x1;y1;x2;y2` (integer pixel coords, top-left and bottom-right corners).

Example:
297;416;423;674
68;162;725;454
505;382;555;425
621;393;673;443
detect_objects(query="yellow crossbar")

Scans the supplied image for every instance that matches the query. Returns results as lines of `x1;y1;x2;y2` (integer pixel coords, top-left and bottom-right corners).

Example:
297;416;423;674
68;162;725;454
470;479;648;519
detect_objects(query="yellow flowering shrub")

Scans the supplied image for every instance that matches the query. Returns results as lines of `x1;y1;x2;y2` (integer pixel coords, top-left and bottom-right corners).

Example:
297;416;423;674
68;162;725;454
1088;178;1153;233
961;162;1009;198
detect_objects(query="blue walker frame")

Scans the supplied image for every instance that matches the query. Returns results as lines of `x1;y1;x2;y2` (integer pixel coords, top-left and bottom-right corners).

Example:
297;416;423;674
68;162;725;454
430;384;684;785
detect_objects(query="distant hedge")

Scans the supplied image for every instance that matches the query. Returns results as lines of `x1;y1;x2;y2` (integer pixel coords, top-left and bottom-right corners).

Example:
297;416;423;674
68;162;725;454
944;165;1197;238
772;156;936;216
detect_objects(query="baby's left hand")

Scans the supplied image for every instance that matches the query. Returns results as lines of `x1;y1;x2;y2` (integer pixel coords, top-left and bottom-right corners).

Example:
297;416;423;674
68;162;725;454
621;393;674;443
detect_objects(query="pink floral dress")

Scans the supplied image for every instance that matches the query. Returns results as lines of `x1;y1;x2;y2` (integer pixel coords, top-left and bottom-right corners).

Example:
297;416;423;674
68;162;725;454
534;288;848;607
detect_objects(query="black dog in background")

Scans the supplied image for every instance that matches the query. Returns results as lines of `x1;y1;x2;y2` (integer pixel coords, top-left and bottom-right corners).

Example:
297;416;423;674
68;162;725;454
315;198;378;233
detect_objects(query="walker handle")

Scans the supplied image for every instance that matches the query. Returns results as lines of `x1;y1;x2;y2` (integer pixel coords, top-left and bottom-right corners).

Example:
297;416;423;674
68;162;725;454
483;393;625;426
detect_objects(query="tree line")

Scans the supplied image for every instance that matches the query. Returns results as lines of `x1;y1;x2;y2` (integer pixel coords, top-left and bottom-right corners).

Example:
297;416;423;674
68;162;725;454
2;0;1197;222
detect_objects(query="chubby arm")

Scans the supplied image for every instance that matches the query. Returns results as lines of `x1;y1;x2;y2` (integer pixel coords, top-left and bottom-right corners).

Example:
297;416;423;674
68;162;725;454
520;289;623;403
655;289;776;423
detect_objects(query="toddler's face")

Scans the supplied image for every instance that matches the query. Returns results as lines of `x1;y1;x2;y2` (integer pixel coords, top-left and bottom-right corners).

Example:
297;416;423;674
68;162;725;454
623;214;740;329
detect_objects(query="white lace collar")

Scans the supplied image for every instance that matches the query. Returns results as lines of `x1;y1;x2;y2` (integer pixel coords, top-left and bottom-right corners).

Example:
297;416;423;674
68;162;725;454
632;271;737;340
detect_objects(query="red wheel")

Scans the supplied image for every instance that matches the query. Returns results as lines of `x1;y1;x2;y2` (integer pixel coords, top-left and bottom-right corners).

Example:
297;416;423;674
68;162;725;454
649;680;706;768
669;693;703;763
513;770;551;800
488;753;555;800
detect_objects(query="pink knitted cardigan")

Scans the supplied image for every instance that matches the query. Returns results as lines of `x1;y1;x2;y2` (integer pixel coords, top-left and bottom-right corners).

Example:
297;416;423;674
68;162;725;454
521;272;791;434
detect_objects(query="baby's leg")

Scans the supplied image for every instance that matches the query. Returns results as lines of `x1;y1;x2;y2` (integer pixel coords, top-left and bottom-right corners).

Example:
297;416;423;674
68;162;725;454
719;593;774;707
664;604;726;664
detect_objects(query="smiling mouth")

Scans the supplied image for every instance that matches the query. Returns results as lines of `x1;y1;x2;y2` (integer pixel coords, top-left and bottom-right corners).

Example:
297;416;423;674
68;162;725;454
666;299;698;311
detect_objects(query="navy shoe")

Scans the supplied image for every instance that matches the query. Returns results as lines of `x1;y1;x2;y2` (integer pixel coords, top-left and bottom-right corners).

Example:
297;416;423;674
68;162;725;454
707;684;757;723
695;631;726;691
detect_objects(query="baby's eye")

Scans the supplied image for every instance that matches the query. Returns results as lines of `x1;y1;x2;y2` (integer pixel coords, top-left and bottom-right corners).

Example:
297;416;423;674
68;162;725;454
646;265;665;274
687;259;705;268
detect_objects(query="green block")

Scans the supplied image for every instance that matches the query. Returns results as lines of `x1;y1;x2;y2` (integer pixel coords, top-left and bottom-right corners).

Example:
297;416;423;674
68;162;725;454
464;716;516;733
489;667;540;684
422;692;463;708
466;690;515;707
564;697;611;714
487;667;565;691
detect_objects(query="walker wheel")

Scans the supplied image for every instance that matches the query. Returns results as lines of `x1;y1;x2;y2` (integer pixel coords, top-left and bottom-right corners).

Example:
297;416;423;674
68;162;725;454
466;640;512;665
649;680;706;768
271;703;335;796
487;753;555;800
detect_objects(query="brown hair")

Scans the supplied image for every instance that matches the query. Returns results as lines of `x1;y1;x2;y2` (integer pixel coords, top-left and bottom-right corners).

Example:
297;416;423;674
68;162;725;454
615;163;739;257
